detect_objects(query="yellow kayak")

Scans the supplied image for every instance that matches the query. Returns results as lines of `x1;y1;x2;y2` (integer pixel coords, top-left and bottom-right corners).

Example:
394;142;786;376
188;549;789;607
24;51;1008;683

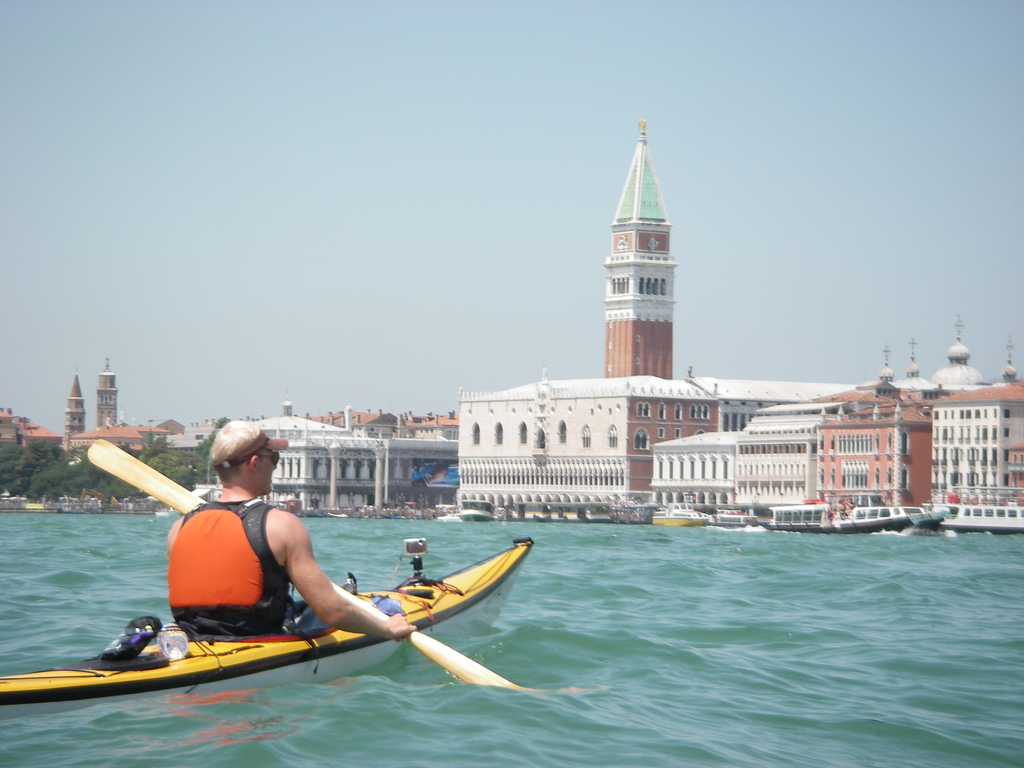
0;538;533;720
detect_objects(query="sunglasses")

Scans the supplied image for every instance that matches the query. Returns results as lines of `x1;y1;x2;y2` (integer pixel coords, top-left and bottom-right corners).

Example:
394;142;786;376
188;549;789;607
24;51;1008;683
257;450;280;467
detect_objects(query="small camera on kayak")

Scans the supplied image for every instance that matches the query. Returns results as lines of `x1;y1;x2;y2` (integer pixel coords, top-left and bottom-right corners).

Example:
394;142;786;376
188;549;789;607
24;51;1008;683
403;537;427;556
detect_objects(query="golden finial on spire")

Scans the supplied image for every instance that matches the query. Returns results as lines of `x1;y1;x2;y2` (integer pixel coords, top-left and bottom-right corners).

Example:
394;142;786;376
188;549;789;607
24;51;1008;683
638;118;646;134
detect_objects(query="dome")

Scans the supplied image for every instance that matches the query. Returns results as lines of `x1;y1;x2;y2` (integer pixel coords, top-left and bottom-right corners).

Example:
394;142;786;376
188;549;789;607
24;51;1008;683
932;319;984;388
945;340;970;363
876;346;894;382
931;363;984;387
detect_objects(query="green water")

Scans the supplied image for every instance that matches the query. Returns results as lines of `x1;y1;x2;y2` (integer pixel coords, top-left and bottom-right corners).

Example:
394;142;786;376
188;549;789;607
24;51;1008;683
1;515;1021;768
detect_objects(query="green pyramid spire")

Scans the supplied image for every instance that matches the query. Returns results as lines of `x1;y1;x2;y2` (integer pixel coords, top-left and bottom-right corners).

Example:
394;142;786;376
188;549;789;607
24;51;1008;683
614;121;668;224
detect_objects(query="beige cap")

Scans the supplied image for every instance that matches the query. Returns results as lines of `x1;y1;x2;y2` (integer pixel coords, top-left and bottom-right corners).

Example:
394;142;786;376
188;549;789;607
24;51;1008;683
210;421;288;470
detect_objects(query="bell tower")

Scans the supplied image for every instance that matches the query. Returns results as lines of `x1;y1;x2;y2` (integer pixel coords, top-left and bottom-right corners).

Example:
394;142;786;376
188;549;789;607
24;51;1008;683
64;373;86;450
96;359;117;428
604;120;675;379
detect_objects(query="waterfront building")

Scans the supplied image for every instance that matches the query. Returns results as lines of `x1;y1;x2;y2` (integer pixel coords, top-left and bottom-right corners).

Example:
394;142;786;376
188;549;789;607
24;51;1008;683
14;418;61;446
0;409;18;445
930;380;1024;497
733;402;838;509
400;412;459;441
691;374;851;433
817;390;934;507
254;399;458;511
458;373;715;511
604;120;675;379
67;424;170;452
1009;443;1024;489
651;430;740;507
166;422;217;451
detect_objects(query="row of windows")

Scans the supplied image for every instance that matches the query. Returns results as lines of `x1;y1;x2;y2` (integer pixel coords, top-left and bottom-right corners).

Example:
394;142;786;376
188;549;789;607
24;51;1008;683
935;426;1008;442
656;457;730;480
471;422;658;451
824;465;907;490
634;402;711;420
935;408;1012;420
938;471;1011;487
608;277;668;296
739;443;808;455
933;447;1002;465
825;432;908;455
461;460;626;488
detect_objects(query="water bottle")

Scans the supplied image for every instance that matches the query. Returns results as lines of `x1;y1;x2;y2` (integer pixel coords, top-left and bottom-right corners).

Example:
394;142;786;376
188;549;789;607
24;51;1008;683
157;623;190;660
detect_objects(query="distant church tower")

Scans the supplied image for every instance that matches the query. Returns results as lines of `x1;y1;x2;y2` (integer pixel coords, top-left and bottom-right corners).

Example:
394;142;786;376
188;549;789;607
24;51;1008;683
64;374;86;450
96;359;118;428
604;120;675;379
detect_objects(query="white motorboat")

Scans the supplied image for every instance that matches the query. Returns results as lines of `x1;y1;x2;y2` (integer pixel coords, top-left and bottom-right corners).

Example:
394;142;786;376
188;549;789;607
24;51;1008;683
651;504;712;527
765;503;942;534
937;499;1024;536
458;500;495;522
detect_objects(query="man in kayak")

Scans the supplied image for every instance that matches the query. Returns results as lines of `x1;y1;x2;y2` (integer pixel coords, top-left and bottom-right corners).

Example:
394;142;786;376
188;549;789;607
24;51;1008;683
166;420;416;641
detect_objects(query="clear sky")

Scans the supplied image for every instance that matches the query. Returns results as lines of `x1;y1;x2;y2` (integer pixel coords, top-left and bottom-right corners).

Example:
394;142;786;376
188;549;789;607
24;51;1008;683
2;1;1022;435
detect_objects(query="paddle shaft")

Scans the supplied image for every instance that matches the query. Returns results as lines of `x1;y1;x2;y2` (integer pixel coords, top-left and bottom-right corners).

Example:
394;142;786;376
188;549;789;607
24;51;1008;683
87;439;527;690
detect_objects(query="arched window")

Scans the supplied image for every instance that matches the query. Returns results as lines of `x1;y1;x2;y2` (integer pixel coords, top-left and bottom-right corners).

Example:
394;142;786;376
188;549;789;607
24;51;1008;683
536;429;546;450
658;403;666;420
633;429;649;451
582;426;591;448
558;421;567;444
636;402;650;418
608;425;617;448
674;403;683;420
494;423;503;445
472;423;480;445
519;422;528;445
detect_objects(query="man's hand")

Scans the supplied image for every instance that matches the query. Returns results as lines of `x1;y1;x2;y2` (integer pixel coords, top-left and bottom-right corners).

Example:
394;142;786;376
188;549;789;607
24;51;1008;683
384;613;417;641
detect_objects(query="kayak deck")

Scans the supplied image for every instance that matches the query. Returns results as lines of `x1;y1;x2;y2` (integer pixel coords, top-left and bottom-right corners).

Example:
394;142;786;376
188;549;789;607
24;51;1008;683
0;538;533;720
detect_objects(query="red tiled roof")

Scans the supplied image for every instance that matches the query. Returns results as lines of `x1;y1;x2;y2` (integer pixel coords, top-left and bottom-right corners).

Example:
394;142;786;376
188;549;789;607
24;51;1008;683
71;425;169;440
20;422;61;439
936;381;1024;402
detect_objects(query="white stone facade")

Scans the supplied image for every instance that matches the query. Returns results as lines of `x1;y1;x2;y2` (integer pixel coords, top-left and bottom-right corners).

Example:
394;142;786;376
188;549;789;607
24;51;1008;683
246;413;458;511
651;431;740;506
733;403;838;509
930;381;1024;497
458;374;715;512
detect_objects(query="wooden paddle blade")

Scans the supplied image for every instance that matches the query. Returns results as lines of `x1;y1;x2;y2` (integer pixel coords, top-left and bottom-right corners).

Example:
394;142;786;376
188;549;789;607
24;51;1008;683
87;439;202;515
330;582;531;690
407;631;526;690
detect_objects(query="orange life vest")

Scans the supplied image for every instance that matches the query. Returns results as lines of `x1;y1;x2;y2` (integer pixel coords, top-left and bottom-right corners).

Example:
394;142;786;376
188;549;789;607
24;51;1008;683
168;500;290;636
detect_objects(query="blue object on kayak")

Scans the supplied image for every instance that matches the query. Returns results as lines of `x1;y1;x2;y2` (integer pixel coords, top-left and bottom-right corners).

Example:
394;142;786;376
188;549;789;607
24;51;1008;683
371;596;404;616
